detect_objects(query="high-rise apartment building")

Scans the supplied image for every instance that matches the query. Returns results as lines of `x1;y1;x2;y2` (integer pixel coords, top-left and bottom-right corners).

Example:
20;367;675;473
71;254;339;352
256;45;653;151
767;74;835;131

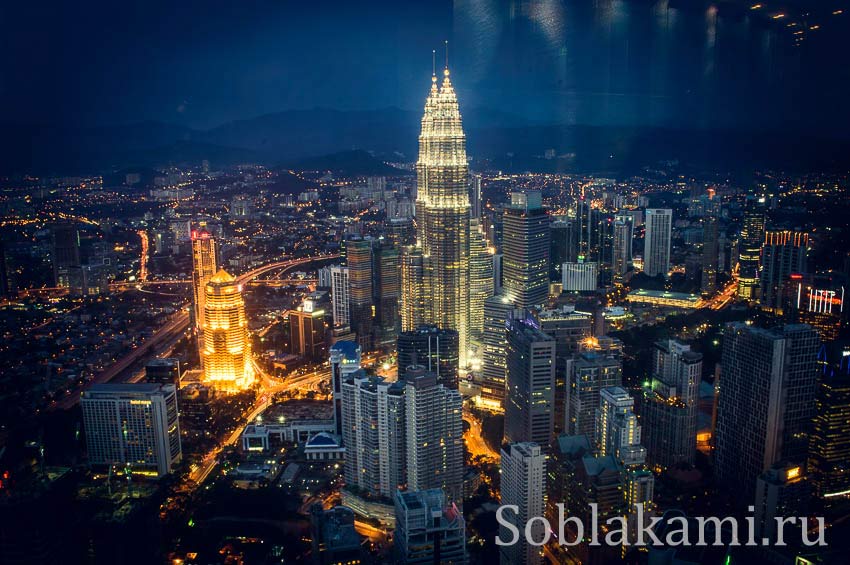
340;371;406;499
715;323;820;495
502;191;550;308
81;383;181;477
566;352;623;437
643;209;672;277
499;442;546;565
330;265;350;327
404;369;464;503
504;318;556;446
394;489;466;564
479;295;518;410
596;387;646;466
330;341;362;435
202;269;251;392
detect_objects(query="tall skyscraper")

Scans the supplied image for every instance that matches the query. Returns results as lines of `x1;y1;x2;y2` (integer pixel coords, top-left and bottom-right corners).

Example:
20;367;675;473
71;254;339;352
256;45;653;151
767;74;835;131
330;341;362;435
191;229;217;331
397;325;460;388
502;191;550;308
52;222;83;295
340;371;406;498
373;243;400;349
394;489;466;564
404;369;464;503
330;265;351;327
643;209;672;277
470;173;482;220
550;217;578;282
81;383;181;477
408;67;471;365
479;294;518;410
346;236;374;350
701;216;718;294
503;318;556;446
399;247;425;332
612;215;634;284
759;230;809;312
499;442;546;565
715;323;820;494
737;197;766;300
566;352;623;437
202;269;252;392
807;374;850;500
642;340;702;468
290;300;328;361
468;219;494;345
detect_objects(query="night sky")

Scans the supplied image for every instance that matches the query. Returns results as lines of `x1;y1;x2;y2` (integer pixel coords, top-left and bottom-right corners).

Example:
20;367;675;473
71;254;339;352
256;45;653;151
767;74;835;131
3;0;849;134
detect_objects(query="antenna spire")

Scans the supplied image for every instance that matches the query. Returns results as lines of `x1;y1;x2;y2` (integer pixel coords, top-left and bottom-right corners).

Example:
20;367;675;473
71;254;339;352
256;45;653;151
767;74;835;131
445;40;449;70
432;49;436;77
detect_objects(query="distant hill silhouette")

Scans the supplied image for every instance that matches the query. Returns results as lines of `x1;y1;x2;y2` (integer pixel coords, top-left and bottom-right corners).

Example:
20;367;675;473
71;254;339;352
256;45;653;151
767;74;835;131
287;150;408;176
3;107;850;176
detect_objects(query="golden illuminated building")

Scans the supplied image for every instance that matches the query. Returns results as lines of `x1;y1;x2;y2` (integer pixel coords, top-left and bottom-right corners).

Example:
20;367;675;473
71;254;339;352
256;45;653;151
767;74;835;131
191;229;217;331
407;65;471;365
202;269;253;392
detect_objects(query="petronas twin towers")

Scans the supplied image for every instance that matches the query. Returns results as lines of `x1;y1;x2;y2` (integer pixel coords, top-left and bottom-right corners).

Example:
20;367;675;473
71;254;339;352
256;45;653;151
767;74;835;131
403;66;473;367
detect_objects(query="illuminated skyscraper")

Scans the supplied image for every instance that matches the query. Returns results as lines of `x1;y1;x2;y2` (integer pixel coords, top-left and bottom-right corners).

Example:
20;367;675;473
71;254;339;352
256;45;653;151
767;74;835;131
808;373;850;501
643;209;672;277
191;229;217;331
500;442;545;565
612;215;633;284
202;269;252;392
373;242;400;349
330;265;350;327
468;219;494;345
502;191;550;308
410;66;471;365
759;230;809;313
346;236;374;351
737;197;765;299
399;247;425;332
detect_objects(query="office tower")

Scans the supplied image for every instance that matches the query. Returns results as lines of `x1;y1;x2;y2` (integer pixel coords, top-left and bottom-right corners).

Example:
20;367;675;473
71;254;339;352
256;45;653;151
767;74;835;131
502;191;550;308
346;237;374;350
499;443;546;565
411;67;471;366
786;277;845;342
479;295;517;410
191;229;217;331
373;243;400;349
330;341;362;435
715;323;820;495
566;352;623;437
595;212;616;285
290;300;328;361
807;374;850;500
642;340;701;468
550;217;578;282
503;318;556;445
202;269;251;392
562;260;598;292
760;230;809;312
737;197;766;299
470;173;482;219
340;371;406;498
754;463;810;543
309;504;364;565
700;216;719;294
51;222;83;294
397;325;460;388
394;489;466;564
386;216;416;247
536;306;594;434
405;369;464;502
468;219;494;345
596;387;646;465
612;215;633;284
492;253;503;293
81;383;181;477
643;209;672;277
330;265;350;327
144;358;181;385
400;247;425;332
